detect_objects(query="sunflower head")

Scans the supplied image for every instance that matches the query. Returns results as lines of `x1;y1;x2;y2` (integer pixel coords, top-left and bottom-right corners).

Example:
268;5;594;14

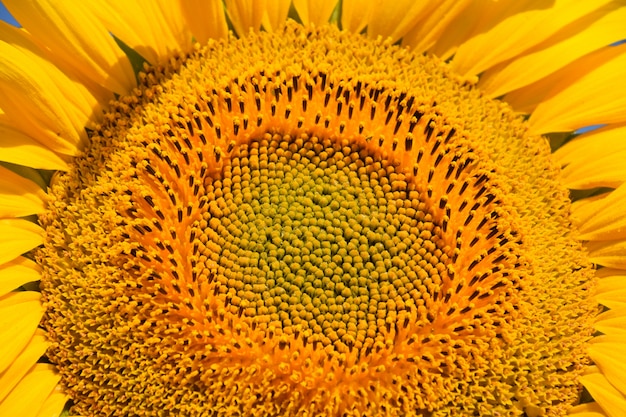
1;1;625;417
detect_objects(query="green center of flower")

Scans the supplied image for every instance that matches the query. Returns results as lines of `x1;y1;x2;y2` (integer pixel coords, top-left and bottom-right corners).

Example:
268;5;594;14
37;22;597;417
207;134;448;355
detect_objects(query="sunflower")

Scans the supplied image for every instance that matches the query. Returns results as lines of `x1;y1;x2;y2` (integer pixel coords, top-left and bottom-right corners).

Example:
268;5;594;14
1;0;625;416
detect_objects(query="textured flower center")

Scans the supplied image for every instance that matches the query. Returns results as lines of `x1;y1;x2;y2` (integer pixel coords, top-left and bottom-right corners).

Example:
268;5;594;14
37;23;597;416
204;133;506;357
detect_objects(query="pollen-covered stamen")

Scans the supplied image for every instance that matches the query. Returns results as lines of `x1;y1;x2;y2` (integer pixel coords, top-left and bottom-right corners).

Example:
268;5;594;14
37;22;597;417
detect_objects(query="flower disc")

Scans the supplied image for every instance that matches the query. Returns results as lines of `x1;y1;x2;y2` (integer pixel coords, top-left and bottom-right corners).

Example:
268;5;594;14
37;23;597;416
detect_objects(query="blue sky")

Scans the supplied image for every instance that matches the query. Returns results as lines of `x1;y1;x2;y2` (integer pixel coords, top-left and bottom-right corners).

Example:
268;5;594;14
0;2;18;26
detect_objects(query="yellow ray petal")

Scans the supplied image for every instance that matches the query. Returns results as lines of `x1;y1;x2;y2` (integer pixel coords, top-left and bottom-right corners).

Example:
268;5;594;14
0;165;47;218
0;22;98;156
518;44;626;134
292;0;338;26
402;0;473;53
556;124;626;165
555;124;626;189
595;308;626;335
225;0;267;35
341;0;376;34
261;0;291;32
596;290;626;310
0;120;69;171
588;336;626;397
364;0;436;43
179;0;228;44
0;329;47;404
595;270;626;309
596;267;626;279
0;219;43;265
429;0;539;61
572;183;626;241
0;363;60;416
479;4;626;98
450;0;613;78
581;372;626;417
1;20;111;114
569;402;611;416
571;191;610;221
597;269;626;287
88;0;192;65
586;239;626;269
0;291;44;374
4;0;135;95
0;257;41;297
35;388;68;417
562;153;626;190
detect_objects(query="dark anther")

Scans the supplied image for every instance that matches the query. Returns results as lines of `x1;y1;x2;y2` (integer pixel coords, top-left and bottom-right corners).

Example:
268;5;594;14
445;128;456;143
273;86;281;102
424;124;434;142
186;120;194;136
385;111;393;125
335;84;344;101
394;119;402;135
384;95;392;112
405;136;413;151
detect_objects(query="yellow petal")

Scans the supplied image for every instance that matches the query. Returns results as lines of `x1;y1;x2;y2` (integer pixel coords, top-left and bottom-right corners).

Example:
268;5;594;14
595;269;626;309
0;257;41;297
569;402;611;416
595;308;626;335
516;44;626;134
479;4;626;98
572;183;626;241
555;123;626;189
0;22;97;156
581;372;626;417
451;0;613;78
4;0;136;94
224;0;267;35
0;219;43;265
571;191;610;222
0;165;47;218
179;0;228;44
429;0;537;61
1;23;104;122
35;389;68;417
341;0;376;34
588;336;626;398
0;119;69;170
402;0;473;53
0;329;48;404
596;267;626;279
596;289;626;310
586;239;626;269
292;0;338;26
88;0;192;65
261;0;291;32
556;124;626;165
0;291;44;375
0;363;60;417
364;0;437;43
